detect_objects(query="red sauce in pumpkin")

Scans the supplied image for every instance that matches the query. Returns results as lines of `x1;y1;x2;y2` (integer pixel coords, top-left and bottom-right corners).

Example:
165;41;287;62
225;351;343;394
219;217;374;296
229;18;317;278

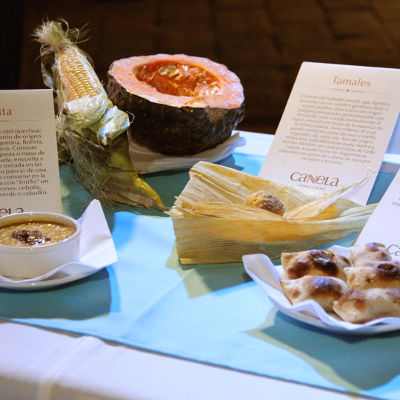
135;61;222;97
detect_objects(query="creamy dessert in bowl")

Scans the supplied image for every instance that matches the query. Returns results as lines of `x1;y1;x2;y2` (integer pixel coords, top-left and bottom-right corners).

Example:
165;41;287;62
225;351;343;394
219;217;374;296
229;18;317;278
0;212;80;278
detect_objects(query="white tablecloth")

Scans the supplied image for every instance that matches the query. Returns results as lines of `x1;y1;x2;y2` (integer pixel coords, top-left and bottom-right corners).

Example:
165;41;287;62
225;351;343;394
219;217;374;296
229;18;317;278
0;321;368;400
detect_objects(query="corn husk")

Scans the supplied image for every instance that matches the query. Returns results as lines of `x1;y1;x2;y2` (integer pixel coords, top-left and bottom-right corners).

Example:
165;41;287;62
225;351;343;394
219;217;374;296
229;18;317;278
34;20;164;210
170;161;377;264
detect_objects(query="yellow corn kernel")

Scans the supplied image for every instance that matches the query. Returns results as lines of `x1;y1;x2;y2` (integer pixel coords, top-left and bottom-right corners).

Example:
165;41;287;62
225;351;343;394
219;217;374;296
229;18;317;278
58;47;102;101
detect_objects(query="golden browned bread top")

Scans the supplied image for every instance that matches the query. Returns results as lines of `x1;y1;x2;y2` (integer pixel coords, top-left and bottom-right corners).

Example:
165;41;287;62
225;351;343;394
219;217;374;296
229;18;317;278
280;275;347;312
349;242;391;267
333;288;400;323
344;261;400;290
307;276;346;297
281;249;347;280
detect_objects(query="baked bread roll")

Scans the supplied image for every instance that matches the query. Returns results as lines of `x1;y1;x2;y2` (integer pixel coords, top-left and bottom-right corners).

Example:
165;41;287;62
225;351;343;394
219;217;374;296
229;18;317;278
333;288;400;323
281;275;347;312
281;249;349;280
349;242;391;267
344;261;400;290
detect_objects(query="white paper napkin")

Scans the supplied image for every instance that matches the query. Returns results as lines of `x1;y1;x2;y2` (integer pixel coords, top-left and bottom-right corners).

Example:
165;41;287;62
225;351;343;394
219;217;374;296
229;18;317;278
0;200;117;284
243;250;400;335
128;132;246;173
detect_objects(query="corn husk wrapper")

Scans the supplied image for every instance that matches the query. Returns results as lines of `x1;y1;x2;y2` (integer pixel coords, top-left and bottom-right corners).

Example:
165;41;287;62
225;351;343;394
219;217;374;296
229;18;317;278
170;161;377;264
34;20;164;210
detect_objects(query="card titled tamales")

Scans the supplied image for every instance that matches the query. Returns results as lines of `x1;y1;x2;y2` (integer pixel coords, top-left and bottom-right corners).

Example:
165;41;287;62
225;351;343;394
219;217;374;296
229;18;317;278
0;89;61;215
259;62;400;205
356;167;400;255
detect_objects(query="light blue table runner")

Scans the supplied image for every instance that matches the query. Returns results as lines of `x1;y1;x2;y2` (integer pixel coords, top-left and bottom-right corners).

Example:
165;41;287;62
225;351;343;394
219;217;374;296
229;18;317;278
1;151;399;400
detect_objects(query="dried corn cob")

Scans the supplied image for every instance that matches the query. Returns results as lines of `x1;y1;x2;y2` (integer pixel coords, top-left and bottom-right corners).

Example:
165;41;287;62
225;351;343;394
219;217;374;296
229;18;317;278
34;20;164;210
34;20;114;137
58;46;104;102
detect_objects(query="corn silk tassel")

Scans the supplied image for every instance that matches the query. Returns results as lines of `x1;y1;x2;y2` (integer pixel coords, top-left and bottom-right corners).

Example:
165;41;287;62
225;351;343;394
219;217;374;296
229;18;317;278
34;20;164;209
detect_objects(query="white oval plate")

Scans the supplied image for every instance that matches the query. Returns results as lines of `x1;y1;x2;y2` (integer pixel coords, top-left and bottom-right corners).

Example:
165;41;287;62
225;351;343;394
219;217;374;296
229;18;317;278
128;132;246;173
243;252;400;336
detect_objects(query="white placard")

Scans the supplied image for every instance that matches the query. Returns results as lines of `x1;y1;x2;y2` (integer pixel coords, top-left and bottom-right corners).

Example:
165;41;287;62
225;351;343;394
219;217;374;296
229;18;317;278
356;168;400;258
0;89;61;215
259;62;400;205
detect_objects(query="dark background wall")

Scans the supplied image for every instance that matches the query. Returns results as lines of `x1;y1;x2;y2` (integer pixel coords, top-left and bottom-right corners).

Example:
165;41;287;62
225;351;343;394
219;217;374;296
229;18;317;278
3;0;400;134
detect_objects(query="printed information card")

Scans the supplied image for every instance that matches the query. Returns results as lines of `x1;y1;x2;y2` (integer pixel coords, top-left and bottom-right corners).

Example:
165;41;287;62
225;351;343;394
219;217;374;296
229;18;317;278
0;89;61;215
356;167;400;259
259;62;400;205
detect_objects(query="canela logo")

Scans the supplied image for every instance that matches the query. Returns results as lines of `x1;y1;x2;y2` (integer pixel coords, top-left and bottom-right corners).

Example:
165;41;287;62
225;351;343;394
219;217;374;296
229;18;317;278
290;172;339;187
388;244;400;257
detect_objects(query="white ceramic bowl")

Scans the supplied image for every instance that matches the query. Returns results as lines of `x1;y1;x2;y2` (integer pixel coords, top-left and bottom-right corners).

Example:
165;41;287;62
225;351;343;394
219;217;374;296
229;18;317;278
0;212;80;278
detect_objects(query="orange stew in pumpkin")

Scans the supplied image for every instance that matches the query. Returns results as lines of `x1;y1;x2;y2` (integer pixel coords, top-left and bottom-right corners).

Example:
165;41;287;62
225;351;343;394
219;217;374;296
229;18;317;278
135;61;222;97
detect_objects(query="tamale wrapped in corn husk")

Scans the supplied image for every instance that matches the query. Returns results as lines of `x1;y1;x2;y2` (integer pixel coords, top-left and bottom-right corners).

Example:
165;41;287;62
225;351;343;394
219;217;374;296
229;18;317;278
34;20;164;210
171;161;377;264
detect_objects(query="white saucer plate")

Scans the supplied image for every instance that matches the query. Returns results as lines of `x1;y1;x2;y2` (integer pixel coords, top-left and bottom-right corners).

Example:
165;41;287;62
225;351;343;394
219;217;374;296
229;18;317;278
0;263;104;291
243;253;400;336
